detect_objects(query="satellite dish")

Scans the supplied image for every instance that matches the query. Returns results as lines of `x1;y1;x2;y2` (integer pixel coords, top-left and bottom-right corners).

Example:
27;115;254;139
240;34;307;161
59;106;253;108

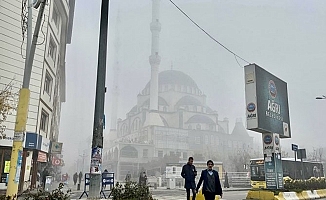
33;0;42;9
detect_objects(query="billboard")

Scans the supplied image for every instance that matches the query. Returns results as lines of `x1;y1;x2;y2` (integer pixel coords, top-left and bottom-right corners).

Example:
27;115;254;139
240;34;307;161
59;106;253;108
244;64;291;138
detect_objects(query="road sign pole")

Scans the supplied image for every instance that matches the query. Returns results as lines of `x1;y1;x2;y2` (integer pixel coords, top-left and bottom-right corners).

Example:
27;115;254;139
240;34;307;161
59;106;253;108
294;151;297;179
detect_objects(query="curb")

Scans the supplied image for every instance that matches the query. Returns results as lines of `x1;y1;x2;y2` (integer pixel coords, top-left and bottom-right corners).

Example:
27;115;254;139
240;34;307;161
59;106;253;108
246;189;326;200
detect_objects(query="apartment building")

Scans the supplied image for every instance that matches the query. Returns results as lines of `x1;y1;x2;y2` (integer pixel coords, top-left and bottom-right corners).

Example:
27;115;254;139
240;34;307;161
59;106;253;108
0;0;75;190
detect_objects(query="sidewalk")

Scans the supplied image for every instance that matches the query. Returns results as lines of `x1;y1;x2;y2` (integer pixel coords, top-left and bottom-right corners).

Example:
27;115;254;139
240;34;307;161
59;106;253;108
151;186;250;192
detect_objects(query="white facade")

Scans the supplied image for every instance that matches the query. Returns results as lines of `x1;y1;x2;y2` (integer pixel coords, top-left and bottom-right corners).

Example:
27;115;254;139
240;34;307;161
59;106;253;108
0;0;74;146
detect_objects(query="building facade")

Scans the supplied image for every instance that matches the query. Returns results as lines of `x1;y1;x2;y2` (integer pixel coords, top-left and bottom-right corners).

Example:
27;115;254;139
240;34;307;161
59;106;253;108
0;0;75;190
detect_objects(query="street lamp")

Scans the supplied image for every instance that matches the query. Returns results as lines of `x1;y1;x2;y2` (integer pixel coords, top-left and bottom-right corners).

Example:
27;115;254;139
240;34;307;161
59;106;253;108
316;95;326;100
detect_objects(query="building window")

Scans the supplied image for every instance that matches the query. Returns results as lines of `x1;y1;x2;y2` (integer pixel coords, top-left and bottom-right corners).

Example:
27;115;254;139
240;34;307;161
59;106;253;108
48;37;57;62
183;152;187;160
158;151;163;158
193;106;197;112
187;124;192;130
52;5;60;28
40;110;49;133
196;124;201;130
44;71;53;97
143;149;148;158
163;106;167;112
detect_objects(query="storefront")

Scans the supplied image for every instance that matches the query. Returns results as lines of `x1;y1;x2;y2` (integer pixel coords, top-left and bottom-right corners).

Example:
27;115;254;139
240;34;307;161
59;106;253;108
0;132;51;191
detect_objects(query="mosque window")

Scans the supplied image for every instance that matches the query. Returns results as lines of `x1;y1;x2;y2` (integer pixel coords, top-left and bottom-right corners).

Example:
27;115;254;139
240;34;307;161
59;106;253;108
196;124;201;130
187;86;191;93
204;135;208;144
193;106;197;112
195;137;200;144
188;124;192;130
158;151;163;158
185;106;189;111
203;107;206;113
182;86;186;92
209;124;215;131
163;106;167;112
164;85;168;91
183;152;188;160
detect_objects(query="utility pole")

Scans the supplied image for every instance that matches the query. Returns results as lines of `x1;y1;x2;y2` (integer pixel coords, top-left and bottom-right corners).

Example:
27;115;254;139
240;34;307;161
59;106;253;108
89;0;109;198
6;0;46;198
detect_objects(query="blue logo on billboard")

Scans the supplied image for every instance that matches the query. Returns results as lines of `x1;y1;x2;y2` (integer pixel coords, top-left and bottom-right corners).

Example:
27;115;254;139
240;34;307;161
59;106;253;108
263;135;273;145
275;135;279;145
269;80;277;99
247;103;256;112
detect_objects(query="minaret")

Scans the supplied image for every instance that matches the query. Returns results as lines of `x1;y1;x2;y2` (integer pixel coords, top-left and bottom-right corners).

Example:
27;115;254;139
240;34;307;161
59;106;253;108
144;0;163;126
149;0;161;111
110;9;121;131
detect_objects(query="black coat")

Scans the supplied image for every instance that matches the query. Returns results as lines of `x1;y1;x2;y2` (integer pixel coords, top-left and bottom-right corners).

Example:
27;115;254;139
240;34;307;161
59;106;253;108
181;163;197;189
196;169;222;195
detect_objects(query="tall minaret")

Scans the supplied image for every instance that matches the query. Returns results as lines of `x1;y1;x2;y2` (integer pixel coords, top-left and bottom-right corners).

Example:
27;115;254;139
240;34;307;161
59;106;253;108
144;0;163;126
149;0;161;111
110;9;121;131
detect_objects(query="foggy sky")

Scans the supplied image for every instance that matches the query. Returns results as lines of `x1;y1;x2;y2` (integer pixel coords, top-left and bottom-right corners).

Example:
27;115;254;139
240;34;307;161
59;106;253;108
59;0;326;172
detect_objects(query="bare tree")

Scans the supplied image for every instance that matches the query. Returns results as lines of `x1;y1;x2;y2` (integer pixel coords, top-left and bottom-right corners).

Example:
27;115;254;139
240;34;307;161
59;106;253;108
0;80;18;138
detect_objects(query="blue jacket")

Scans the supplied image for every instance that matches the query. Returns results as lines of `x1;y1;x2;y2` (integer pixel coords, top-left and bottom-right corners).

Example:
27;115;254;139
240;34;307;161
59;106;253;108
196;169;222;195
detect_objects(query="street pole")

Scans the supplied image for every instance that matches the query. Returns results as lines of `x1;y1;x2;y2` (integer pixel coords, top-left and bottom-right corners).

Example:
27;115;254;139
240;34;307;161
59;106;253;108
294;151;297;179
89;0;109;198
6;0;46;198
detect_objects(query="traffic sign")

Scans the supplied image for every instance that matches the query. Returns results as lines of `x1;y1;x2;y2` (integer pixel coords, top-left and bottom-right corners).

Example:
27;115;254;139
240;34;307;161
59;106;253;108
291;144;298;151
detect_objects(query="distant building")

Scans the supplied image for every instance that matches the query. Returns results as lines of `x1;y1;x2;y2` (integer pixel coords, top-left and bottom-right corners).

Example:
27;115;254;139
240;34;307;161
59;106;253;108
103;70;253;180
0;0;75;190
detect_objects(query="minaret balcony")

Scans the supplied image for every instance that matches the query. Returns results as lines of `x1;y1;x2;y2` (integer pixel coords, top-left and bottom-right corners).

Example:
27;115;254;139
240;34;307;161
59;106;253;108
150;21;161;32
149;54;161;66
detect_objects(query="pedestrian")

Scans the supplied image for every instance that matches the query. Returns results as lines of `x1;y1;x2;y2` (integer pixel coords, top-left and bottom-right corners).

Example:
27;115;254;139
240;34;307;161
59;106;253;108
181;157;197;200
78;171;83;184
125;171;131;182
196;160;223;200
139;171;147;186
224;172;229;188
73;172;78;185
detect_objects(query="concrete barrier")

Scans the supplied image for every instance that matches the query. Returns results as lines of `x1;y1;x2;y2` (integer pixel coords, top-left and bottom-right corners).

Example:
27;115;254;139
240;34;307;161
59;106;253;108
247;189;326;200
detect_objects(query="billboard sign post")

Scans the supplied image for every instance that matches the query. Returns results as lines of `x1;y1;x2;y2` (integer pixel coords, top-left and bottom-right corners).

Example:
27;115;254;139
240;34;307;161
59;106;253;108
245;64;290;190
244;64;291;138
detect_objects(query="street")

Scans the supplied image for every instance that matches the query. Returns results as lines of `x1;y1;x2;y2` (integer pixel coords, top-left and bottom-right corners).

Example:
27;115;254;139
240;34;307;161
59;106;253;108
68;187;249;200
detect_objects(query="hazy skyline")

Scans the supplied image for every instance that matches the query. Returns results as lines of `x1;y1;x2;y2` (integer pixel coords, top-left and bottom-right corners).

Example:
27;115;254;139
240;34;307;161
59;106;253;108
59;0;326;172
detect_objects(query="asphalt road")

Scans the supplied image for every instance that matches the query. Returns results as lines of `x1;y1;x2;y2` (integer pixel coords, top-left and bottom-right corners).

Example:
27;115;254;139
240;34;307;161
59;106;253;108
69;188;249;200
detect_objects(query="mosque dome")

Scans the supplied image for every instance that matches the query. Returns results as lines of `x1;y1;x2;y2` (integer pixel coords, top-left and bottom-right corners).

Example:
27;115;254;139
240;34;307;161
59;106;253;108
144;70;199;90
185;115;216;124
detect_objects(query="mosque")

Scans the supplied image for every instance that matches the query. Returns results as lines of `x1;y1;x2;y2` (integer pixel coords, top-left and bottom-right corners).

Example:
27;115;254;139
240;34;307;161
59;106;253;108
103;0;253;181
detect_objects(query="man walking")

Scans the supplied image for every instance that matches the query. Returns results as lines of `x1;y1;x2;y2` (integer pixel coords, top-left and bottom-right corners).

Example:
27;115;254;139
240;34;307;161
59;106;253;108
196;160;223;200
181;157;197;200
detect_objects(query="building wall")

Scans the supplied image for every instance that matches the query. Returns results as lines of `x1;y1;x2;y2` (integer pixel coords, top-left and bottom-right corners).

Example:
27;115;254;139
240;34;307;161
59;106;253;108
0;0;72;145
0;0;50;142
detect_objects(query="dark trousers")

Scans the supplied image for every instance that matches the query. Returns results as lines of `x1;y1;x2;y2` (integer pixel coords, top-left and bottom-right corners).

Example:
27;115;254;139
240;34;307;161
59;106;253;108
203;192;216;200
186;188;196;200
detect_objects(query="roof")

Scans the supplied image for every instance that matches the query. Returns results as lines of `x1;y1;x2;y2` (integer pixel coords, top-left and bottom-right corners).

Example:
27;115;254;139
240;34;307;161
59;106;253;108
145;70;199;89
231;119;250;137
176;96;202;106
185;115;215;124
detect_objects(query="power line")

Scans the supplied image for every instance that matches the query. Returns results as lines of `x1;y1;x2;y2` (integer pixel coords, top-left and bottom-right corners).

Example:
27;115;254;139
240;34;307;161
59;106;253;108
168;0;251;65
